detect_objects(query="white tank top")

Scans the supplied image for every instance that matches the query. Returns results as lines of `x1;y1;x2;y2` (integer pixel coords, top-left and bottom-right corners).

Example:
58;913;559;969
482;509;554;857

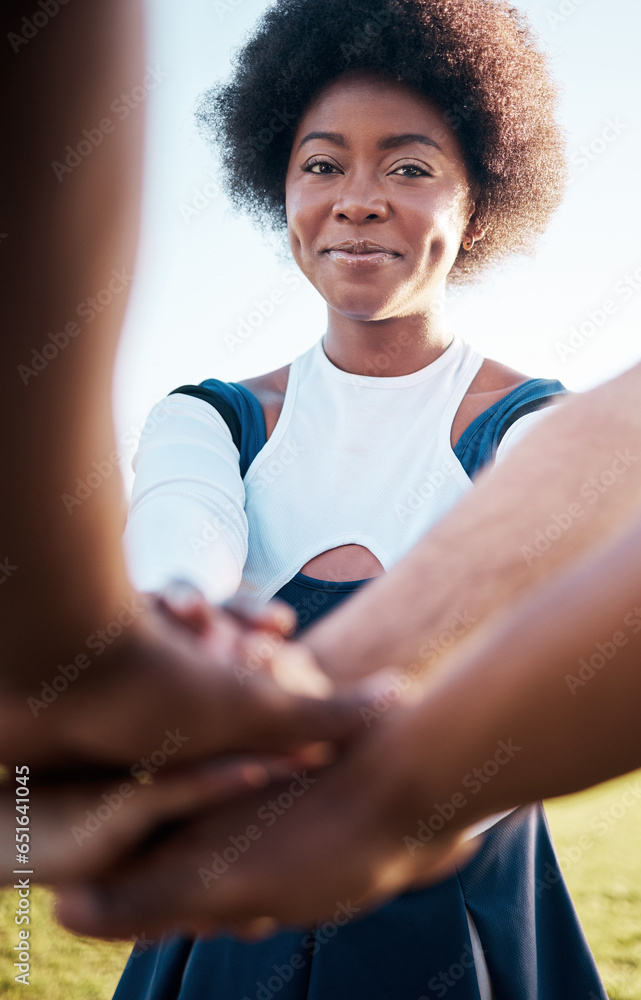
124;334;544;607
240;334;483;601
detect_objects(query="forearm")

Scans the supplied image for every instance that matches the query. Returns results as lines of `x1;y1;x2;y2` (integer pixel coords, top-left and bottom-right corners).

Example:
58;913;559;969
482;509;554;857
0;1;144;686
396;512;641;834
307;365;641;680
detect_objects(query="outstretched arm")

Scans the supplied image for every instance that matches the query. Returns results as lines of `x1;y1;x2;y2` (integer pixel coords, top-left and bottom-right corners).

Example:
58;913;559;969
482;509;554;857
307;364;641;680
56;509;641;939
395;508;641;822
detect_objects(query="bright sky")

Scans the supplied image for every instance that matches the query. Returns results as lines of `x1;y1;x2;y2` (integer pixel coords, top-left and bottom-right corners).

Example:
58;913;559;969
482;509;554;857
114;0;641;493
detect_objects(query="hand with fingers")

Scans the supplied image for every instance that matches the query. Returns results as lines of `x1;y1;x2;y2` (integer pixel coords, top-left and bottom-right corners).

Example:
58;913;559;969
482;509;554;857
2;581;371;912
1;756;285;887
53;689;472;941
1;583;364;773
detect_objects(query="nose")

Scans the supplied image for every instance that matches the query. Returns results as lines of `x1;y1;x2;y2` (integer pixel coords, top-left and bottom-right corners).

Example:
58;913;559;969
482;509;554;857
331;171;390;224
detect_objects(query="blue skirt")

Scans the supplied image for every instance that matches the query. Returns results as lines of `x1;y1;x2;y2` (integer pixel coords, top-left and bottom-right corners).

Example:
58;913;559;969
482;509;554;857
113;803;606;1000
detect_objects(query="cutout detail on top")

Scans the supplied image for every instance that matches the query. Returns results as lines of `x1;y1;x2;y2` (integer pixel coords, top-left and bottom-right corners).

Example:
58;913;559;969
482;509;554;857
300;544;384;582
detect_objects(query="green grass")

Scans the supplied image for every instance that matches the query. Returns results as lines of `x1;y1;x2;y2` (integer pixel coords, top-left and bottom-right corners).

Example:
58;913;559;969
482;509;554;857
0;888;130;999
1;771;640;998
545;770;641;999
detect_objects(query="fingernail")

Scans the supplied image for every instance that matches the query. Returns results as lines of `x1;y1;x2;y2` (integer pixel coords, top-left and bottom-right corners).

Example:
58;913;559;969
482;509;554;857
240;763;271;788
294;741;337;767
236;916;278;940
223;594;262;616
160;580;204;611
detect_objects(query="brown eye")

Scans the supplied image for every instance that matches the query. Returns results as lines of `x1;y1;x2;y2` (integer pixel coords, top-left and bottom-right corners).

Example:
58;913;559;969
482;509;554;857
303;158;339;174
391;163;430;178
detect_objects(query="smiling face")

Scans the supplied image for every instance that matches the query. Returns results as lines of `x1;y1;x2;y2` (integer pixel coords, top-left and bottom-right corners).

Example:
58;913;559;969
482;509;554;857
285;70;481;322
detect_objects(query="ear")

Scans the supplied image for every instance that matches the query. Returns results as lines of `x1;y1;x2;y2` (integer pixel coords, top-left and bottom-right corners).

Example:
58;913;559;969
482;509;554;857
463;209;485;244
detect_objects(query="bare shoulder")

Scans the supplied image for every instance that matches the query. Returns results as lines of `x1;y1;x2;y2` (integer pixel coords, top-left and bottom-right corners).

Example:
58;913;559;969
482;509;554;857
451;357;532;449
238;365;290;439
468;357;531;396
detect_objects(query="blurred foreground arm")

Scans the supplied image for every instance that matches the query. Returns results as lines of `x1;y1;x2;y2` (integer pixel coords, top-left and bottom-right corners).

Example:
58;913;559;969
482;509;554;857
0;3;359;768
0;0;144;688
394;509;641;829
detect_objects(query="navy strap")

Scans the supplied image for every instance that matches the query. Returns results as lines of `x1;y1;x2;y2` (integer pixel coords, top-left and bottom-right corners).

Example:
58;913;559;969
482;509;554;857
169;380;267;479
453;378;567;479
172;376;567;483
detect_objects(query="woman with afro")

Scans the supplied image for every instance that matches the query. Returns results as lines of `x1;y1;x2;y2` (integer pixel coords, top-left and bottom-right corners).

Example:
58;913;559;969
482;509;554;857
117;0;607;997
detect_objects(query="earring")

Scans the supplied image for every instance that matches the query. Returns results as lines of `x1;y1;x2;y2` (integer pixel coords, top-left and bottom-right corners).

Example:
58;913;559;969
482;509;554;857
462;235;475;251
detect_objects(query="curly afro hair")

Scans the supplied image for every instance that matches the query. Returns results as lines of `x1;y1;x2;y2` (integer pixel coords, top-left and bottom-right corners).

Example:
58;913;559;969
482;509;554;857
197;0;567;282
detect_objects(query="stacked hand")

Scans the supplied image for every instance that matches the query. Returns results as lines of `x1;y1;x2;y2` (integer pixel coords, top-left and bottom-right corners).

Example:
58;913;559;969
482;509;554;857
1;583;468;941
55;708;469;942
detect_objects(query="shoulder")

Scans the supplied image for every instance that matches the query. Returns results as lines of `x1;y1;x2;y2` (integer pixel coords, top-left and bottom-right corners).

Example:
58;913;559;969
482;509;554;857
467;357;531;399
451;356;531;448
238;365;290;439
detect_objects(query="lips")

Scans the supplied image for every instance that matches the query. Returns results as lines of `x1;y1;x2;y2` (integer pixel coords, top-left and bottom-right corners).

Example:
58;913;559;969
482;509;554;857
323;238;401;269
325;239;399;255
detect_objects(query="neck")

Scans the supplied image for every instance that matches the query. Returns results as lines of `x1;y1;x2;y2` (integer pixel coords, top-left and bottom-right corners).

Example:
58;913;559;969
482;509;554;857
322;308;452;377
